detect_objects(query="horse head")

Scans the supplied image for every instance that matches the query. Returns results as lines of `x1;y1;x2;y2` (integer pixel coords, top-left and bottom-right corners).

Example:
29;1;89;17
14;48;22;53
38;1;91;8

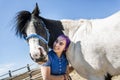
15;3;50;63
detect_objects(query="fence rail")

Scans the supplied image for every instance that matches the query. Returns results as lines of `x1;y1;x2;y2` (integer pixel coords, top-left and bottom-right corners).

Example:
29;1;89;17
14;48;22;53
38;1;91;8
0;63;37;79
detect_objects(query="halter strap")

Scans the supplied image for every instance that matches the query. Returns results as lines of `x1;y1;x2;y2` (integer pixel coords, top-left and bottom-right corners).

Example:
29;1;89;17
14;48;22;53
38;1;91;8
25;33;48;44
25;19;50;45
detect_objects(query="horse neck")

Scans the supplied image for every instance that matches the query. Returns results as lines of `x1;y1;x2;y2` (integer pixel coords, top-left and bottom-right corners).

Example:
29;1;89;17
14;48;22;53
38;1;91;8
60;19;83;40
42;18;85;47
43;18;81;39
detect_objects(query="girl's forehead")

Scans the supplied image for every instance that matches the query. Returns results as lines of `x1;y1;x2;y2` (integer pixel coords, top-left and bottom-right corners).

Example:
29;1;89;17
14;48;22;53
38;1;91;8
57;36;66;41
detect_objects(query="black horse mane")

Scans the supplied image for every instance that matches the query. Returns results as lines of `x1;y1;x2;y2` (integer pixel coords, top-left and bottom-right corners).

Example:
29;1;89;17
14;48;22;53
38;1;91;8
15;10;31;38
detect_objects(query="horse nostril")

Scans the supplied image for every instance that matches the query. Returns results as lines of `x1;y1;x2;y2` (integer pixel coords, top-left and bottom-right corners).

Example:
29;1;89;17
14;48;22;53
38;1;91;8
39;48;44;56
32;53;40;59
35;54;38;57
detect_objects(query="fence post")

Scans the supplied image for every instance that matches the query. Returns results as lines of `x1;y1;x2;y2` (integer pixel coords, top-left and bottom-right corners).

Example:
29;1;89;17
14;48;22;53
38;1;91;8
27;64;31;72
8;70;12;77
27;64;32;78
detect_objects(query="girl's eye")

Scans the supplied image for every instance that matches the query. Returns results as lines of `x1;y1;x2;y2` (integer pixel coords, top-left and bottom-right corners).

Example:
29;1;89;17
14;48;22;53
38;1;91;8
59;42;64;46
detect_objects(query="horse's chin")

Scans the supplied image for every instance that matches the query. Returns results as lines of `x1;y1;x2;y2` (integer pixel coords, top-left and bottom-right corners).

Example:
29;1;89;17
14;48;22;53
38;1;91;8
37;60;47;64
36;54;48;64
33;57;47;64
30;54;48;64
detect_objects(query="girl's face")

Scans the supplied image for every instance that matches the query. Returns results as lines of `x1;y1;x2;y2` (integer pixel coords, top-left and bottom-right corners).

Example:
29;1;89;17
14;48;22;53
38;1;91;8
53;36;66;54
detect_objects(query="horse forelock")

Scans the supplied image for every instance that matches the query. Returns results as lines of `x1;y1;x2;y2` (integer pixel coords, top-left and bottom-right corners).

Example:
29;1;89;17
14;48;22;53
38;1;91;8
15;11;31;38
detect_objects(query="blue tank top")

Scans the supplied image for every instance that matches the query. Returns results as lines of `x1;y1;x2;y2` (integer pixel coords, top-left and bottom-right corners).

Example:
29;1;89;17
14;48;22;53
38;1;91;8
42;50;68;75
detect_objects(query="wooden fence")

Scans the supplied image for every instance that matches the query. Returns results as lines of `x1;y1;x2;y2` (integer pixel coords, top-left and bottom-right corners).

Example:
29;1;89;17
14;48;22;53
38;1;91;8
0;63;41;80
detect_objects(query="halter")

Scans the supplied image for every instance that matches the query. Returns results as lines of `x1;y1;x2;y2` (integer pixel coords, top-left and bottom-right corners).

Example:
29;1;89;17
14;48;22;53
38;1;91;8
25;20;50;45
25;33;49;44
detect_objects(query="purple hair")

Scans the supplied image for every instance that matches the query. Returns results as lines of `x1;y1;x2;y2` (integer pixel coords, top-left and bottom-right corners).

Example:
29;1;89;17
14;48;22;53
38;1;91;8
58;34;71;50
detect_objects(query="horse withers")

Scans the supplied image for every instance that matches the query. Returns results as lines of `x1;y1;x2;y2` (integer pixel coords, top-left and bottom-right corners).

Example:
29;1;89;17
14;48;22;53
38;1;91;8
15;3;120;80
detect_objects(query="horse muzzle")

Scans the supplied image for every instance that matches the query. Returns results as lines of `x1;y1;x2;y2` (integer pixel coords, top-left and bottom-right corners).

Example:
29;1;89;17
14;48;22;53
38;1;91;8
30;53;47;63
29;46;48;63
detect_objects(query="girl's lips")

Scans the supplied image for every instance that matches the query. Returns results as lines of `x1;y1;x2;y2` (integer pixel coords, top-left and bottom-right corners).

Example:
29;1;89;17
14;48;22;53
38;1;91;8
54;47;60;50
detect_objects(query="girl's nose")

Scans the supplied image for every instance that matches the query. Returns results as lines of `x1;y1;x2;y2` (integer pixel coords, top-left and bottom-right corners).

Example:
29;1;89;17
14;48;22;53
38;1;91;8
55;43;59;46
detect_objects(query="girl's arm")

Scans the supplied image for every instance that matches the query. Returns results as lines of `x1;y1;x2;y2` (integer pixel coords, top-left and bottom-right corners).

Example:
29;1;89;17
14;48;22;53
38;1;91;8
64;65;70;79
41;66;66;80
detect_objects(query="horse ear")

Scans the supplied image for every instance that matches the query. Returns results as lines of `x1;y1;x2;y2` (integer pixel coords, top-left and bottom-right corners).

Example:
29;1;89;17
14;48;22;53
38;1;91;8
32;3;40;16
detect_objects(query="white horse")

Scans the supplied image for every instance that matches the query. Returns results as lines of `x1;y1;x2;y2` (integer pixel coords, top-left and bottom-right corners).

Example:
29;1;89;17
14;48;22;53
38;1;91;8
15;4;120;80
65;12;120;80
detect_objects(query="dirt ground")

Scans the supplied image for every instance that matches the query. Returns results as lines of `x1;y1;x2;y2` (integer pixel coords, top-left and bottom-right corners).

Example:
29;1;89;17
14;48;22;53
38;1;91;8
4;69;120;80
70;70;120;80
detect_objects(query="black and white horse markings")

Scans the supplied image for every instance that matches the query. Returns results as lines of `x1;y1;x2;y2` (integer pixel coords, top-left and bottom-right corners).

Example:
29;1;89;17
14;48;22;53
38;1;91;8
15;3;120;80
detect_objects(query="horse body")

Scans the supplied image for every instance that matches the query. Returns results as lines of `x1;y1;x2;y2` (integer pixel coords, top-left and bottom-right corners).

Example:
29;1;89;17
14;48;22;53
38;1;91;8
61;12;120;79
15;4;120;80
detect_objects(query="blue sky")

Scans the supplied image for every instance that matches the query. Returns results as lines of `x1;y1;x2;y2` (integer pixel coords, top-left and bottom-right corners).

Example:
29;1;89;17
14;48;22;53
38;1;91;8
0;0;120;77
